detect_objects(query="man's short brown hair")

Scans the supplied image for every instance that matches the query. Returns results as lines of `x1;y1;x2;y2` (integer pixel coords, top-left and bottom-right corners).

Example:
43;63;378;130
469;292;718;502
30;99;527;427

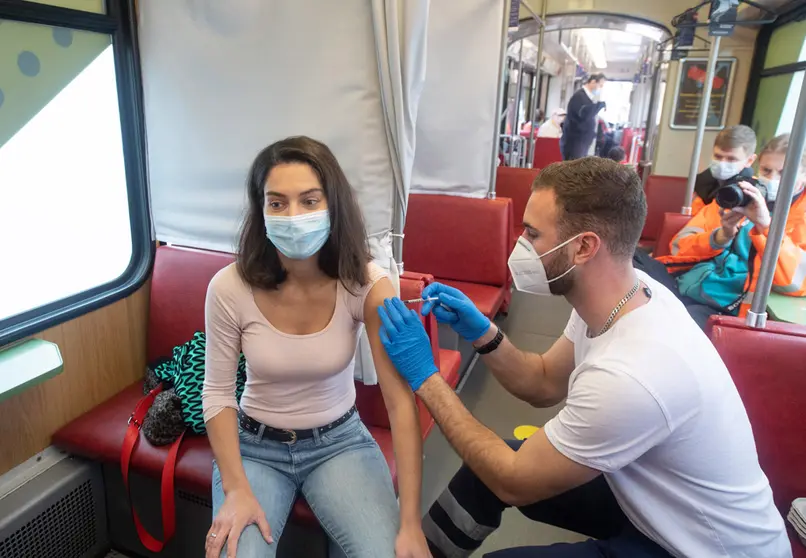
532;158;646;259
714;125;757;156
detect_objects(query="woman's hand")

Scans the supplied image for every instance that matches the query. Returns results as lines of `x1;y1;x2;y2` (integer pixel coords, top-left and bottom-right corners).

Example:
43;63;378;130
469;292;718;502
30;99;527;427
395;524;432;558
205;487;272;558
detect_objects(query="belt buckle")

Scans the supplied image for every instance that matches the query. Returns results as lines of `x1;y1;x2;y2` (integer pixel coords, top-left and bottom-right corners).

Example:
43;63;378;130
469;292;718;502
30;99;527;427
282;429;297;445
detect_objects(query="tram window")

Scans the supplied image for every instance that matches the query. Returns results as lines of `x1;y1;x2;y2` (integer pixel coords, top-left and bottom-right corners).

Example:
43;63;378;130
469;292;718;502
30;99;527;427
0;10;150;346
777;71;805;137
22;0;105;13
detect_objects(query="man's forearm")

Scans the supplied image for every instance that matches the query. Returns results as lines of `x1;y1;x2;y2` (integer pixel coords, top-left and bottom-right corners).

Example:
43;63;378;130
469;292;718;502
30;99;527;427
416;375;517;499
473;325;554;406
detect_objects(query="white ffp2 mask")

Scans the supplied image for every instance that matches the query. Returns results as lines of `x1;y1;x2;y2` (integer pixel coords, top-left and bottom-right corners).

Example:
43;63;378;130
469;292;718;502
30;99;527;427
507;235;581;296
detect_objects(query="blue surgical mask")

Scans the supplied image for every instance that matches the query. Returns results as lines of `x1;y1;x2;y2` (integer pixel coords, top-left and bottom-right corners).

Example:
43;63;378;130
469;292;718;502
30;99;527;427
710;160;744;181
265;209;330;259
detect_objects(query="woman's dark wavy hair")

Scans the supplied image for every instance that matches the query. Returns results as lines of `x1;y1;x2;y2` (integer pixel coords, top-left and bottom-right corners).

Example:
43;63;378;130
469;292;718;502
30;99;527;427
237;136;371;290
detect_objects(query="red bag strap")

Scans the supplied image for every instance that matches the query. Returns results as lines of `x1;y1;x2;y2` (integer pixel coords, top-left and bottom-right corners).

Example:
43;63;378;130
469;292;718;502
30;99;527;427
121;384;186;553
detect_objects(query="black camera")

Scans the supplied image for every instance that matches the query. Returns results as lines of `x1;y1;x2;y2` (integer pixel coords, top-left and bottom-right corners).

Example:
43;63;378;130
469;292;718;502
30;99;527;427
715;175;764;209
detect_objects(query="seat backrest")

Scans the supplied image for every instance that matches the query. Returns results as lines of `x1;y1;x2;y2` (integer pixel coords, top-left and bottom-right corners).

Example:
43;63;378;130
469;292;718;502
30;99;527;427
354;274;437;436
532;138;562;169
641;175;688;242
707;316;806;517
653;212;692;257
495;167;539;233
403;194;513;288
148;245;235;362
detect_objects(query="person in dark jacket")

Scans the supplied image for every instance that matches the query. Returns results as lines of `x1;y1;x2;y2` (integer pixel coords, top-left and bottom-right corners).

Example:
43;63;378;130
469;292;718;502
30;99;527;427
561;73;607;160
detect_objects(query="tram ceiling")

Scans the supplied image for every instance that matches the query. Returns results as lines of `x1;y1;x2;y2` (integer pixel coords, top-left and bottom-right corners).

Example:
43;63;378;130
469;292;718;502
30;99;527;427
509;12;673;47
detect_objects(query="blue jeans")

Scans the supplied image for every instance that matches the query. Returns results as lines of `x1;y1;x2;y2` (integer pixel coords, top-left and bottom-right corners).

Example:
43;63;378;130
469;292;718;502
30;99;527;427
212;412;400;557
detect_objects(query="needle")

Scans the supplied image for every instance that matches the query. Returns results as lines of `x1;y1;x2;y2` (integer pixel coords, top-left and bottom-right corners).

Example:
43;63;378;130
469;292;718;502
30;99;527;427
403;297;439;305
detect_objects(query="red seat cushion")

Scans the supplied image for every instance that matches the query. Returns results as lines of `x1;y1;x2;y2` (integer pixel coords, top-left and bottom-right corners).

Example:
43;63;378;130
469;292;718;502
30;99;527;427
640;176;688;244
706;316;806;554
52;382;215;496
441;279;506;319
653;212;691;258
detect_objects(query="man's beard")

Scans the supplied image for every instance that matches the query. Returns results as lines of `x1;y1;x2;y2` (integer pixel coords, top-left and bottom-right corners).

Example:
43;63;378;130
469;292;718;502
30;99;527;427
545;248;575;296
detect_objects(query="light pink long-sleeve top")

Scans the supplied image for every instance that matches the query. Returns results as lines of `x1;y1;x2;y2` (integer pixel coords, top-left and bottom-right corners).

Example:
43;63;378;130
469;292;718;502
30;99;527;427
202;262;387;430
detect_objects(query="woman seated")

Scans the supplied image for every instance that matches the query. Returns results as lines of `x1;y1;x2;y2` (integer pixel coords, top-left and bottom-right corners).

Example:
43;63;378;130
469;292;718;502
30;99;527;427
202;136;429;558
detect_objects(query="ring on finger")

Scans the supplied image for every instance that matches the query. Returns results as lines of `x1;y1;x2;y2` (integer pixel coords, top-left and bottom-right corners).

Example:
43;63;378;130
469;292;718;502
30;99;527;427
209;532;218;539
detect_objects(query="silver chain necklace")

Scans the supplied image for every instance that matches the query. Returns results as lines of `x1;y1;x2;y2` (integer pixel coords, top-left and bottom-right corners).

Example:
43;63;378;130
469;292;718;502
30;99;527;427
592;279;642;337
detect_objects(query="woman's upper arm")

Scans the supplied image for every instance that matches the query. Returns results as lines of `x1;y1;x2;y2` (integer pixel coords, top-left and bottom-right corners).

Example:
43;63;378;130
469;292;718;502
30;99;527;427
362;277;415;406
202;271;243;420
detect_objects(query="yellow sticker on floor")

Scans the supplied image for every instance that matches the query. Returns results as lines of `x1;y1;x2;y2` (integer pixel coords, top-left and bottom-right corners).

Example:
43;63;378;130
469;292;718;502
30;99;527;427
514;425;540;440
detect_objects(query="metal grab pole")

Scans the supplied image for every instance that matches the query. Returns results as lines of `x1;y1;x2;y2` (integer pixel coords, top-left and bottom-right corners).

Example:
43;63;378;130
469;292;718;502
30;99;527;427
682;35;721;215
510;40;525;166
525;0;546;169
489;0;512;197
746;71;806;328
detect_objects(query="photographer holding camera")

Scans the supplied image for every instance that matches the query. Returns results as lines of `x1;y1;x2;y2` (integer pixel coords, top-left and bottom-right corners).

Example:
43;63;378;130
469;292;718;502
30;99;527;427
691;125;758;215
640;133;806;329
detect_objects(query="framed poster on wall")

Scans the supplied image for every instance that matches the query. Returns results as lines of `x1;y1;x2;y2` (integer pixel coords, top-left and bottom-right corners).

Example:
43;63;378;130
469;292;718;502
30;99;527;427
671;57;737;129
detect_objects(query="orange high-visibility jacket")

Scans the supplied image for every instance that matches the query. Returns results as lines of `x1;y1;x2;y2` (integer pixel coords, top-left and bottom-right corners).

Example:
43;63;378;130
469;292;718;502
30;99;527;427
657;194;806;316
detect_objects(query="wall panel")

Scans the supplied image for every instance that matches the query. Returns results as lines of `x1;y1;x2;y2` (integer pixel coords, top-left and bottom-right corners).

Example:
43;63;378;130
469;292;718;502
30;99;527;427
0;284;149;475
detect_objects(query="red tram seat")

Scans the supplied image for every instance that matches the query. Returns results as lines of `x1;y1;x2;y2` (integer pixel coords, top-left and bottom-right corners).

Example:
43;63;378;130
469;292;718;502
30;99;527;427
653;212;691;258
531;137;562;169
403;194;513;318
706;316;806;557
640;175;688;249
495;167;540;241
53;245;459;532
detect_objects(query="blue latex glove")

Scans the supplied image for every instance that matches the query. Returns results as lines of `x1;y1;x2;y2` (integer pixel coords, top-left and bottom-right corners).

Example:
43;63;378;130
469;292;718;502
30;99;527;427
378;298;438;391
421;283;491;343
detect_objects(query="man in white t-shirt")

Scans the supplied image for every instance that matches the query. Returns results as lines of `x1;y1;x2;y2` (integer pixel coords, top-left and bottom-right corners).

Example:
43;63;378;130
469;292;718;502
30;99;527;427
378;157;791;557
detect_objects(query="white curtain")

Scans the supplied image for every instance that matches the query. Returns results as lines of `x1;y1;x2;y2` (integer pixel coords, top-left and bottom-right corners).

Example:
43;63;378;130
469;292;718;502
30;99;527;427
139;0;395;252
371;0;430;236
411;0;505;197
352;0;429;384
139;0;408;383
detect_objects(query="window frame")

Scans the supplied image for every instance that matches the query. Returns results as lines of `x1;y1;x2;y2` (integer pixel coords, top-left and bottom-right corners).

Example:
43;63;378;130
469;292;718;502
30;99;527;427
0;0;153;347
741;1;806;125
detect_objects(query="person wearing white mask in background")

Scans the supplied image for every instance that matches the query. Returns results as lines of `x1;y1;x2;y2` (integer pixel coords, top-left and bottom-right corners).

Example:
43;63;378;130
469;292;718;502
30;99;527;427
560;73;606;160
203;136;431;558
537;108;566;139
376;158;791;558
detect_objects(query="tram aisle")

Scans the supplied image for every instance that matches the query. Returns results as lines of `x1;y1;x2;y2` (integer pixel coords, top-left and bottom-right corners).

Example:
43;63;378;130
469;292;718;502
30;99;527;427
421;291;586;553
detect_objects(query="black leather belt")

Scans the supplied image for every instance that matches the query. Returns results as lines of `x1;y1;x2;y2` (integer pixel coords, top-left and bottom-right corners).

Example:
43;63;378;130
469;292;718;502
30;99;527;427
238;406;357;444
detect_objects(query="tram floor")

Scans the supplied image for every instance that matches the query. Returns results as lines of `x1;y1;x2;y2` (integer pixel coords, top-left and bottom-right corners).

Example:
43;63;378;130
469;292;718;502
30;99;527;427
420;290;586;554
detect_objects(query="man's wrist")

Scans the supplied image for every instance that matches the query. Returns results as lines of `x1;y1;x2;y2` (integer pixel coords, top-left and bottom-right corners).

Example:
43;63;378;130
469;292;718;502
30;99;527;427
472;323;498;348
415;373;445;398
